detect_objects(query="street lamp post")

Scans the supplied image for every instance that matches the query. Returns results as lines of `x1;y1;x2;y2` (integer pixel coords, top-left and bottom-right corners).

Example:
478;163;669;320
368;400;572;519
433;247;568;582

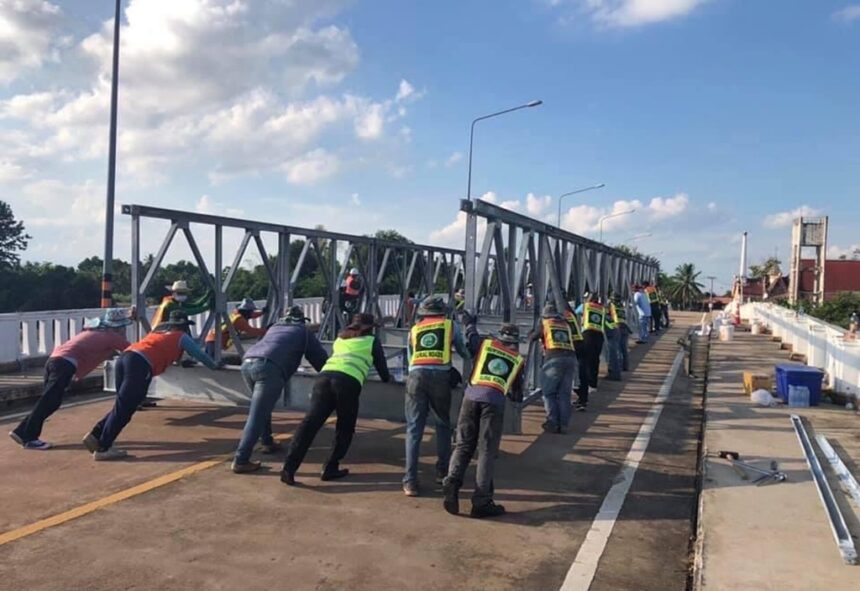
101;0;122;308
706;275;716;311
598;208;635;242
466;100;542;201
556;183;605;227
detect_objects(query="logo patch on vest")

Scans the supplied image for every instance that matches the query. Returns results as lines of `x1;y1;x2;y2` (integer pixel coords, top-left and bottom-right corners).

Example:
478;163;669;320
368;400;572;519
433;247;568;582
551;329;570;343
488;358;510;376
419;333;439;349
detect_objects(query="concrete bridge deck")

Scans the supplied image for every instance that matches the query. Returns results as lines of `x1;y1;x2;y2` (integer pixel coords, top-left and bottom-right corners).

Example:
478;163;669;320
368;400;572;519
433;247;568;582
0;318;699;591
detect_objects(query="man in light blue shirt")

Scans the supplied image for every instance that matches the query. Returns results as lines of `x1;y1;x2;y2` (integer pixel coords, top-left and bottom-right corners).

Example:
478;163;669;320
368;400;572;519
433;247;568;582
633;284;651;344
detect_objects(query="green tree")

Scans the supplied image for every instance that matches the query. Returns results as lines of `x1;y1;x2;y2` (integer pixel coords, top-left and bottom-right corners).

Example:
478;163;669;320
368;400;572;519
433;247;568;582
669;263;704;310
748;256;781;279
0;201;31;269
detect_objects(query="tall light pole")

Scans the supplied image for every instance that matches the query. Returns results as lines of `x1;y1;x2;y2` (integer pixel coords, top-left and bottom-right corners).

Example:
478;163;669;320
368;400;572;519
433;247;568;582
556;183;605;227
466;100;542;201
598;208;635;242
101;0;122;308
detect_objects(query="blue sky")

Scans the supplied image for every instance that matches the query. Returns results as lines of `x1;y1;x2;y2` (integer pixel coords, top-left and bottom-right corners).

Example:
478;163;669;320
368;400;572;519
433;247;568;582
2;0;859;294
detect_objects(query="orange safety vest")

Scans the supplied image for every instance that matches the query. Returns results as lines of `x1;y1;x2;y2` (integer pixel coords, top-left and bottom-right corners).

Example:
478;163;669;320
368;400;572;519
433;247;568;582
126;331;184;377
470;338;524;394
541;318;574;352
344;277;361;297
409;317;453;366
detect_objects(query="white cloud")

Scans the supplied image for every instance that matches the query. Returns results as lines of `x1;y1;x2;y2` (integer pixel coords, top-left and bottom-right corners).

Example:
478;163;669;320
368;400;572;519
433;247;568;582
552;0;711;28
350;192;361;206
281;148;340;185
428;192;520;248
827;244;860;259
444;151;463;167
0;0;422;184
762;205;821;229
195;194;244;217
0;0;64;84
648;192;689;219
707;201;717;211
833;5;860;23
525;193;552;216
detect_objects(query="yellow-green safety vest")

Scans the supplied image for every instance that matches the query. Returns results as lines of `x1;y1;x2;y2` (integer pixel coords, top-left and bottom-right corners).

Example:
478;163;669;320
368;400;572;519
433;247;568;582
409;317;452;366
471;338;524;394
583;302;606;333
541;318;574;351
563;309;584;342
321;335;375;385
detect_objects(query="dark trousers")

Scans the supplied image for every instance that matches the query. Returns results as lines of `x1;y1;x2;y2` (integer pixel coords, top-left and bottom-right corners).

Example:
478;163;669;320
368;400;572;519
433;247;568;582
651;306;662;332
284;372;361;473
576;331;604;404
13;357;76;443
445;398;504;508
663;305;670;327
619;324;631;371
91;352;152;450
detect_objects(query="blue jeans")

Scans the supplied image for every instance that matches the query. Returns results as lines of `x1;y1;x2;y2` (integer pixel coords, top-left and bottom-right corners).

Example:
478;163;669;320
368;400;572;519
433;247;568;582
404;369;453;484
541;355;577;429
91;352;152;450
638;316;650;342
619;324;631;370
604;327;621;378
235;357;283;463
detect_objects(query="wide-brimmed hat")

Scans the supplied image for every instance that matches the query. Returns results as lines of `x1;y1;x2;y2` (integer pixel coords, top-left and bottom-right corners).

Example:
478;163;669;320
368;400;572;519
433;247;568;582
347;313;378;330
85;307;134;329
236;297;257;312
417;296;447;316
166;280;191;294
162;310;195;327
498;323;520;345
282;305;311;324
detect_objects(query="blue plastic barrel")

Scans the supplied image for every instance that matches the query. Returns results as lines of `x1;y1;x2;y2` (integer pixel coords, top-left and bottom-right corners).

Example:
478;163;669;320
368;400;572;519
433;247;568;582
775;364;824;406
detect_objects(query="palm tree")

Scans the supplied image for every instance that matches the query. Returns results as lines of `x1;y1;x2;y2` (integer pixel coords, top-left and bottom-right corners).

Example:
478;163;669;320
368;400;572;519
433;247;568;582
670;263;704;310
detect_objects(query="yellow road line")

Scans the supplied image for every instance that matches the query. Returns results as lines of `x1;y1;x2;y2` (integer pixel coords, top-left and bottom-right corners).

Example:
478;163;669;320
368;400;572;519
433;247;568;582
0;433;296;547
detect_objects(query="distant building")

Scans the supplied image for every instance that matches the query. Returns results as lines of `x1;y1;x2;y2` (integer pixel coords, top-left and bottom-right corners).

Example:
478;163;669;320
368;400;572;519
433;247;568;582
741;258;860;303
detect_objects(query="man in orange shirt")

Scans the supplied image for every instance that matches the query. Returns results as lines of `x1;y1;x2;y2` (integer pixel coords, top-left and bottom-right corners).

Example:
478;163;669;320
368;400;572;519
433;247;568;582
205;298;266;357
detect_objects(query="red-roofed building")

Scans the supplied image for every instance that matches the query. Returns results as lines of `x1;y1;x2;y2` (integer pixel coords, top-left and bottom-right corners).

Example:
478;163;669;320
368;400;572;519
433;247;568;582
741;259;860;302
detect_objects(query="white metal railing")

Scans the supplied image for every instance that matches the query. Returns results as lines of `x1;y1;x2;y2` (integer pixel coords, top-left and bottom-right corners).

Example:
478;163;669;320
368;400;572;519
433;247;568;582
0;295;403;366
744;302;860;401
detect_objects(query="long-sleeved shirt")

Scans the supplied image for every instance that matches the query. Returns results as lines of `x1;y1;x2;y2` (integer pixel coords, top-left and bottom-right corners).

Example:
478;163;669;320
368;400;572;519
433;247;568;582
51;329;131;380
151;291;212;327
463;324;524;407
243;323;328;377
205;310;266;347
634;291;652;318
406;320;470;372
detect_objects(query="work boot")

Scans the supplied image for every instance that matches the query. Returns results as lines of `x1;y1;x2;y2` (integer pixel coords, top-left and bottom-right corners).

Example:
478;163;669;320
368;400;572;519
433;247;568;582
470;501;506;519
259;440;283;454
320;464;349;481
280;469;297;486
435;467;447;485
442;480;460;515
231;459;261;474
576;402;587;412
93;447;128;461
403;481;419;497
81;432;100;453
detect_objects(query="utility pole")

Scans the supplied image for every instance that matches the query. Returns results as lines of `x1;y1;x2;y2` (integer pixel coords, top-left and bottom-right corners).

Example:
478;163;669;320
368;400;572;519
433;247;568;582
706;275;716;311
101;0;121;308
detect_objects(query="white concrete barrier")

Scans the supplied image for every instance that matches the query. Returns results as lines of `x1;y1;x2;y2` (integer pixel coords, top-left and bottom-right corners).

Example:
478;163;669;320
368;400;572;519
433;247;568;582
0;295;403;366
750;302;858;401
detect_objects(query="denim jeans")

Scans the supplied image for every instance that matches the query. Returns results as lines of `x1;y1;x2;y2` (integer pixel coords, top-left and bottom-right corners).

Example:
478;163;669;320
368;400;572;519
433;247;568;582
638;316;650;342
403;369;453;484
91;352;152;450
235;357;284;463
445;398;504;508
540;355;577;429
618;324;631;370
604;327;622;378
14;357;76;443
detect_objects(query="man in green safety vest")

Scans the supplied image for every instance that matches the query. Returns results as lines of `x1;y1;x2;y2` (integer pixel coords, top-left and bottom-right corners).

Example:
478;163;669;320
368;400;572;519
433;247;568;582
530;302;577;434
280;313;391;486
575;292;608;411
